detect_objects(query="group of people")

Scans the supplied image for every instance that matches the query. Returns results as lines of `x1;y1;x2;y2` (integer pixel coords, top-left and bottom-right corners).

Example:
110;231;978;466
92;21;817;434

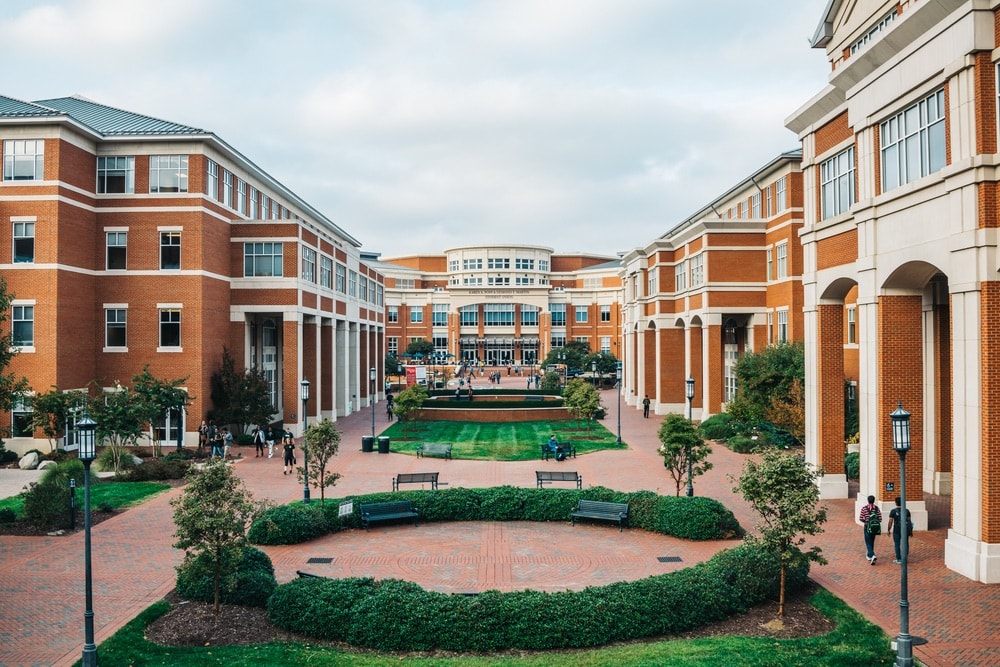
859;495;912;565
197;420;233;460
197;419;298;474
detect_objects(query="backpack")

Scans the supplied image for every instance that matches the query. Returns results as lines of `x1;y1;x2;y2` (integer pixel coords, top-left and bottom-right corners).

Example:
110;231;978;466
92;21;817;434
866;509;882;535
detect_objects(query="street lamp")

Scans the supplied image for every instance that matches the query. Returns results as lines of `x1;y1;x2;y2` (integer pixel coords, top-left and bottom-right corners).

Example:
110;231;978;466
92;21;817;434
890;401;913;667
591;360;597;389
300;379;310;504
77;411;98;667
370;367;377;441
615;362;622;445
685;376;695;497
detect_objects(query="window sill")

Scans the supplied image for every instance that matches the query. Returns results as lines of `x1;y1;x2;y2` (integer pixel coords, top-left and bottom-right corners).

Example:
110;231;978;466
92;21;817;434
157;347;183;353
11;346;35;353
103;347;129;353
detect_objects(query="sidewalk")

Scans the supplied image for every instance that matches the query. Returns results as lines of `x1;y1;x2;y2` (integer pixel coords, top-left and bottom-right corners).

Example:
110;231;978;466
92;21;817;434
0;375;997;666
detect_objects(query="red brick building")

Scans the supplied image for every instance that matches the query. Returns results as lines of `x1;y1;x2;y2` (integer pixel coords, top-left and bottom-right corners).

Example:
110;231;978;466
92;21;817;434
0;95;383;453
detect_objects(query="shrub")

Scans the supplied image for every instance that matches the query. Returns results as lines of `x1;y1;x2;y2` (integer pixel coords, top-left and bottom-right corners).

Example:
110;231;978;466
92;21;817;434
22;479;73;530
697;412;735;441
176;546;277;607
236;433;254;446
124;457;191;481
95;446;137;475
40;458;89;486
844;451;860;480
163;450;192;462
727;434;758;453
247;503;332;545
0;507;16;523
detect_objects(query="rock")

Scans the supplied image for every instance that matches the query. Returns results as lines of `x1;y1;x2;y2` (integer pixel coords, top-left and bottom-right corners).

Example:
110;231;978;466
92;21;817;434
18;452;40;470
131;455;143;466
37;460;56;470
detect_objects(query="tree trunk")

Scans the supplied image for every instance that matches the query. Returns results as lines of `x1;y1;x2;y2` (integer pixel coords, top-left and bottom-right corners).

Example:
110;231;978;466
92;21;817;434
778;562;786;617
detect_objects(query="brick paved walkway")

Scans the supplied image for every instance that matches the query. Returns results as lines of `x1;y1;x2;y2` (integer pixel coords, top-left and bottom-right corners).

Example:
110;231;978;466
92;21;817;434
1;376;997;666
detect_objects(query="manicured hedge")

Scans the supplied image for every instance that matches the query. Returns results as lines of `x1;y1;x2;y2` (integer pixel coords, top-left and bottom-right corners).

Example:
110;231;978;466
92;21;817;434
428;388;561;397
176;546;277;607
267;541;808;651
247;486;741;545
421;399;564;409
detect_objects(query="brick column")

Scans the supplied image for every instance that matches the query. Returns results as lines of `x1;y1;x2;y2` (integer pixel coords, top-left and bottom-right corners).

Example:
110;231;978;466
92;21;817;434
816;303;848;495
980;282;1000;545
659;327;685;409
688;323;704;415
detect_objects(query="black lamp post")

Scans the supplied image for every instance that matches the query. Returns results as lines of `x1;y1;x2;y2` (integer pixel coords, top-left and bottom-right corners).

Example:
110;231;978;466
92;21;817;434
615;361;622;445
685;376;695;497
370;367;377;441
591;360;598;389
890;401;913;667
300;379;310;504
77;411;98;667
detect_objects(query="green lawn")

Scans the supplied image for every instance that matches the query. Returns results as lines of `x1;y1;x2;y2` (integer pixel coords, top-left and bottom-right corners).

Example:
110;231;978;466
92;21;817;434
379;419;626;460
85;587;896;666
0;480;171;519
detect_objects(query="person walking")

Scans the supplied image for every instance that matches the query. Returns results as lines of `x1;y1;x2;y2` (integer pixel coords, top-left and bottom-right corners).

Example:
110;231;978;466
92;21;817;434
642;395;651;418
197;420;208;452
887;496;912;564
282;437;296;475
266;425;278;458
222;428;234;460
859;495;882;565
253;425;266;457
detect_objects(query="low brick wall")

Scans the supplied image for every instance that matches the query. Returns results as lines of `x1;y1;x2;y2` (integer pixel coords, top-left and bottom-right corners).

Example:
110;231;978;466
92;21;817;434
418;407;571;422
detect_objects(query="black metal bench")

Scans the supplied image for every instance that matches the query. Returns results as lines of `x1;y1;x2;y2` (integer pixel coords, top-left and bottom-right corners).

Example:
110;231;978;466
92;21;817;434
392;472;440;491
416;442;453;459
540;441;576;460
571;499;629;532
535;470;582;489
359;500;419;531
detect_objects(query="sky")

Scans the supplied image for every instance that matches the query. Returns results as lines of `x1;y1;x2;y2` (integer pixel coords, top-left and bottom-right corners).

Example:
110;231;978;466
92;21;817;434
1;0;830;260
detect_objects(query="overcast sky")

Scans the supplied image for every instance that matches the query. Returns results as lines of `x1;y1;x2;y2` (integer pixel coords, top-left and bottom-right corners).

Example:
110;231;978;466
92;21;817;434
1;0;830;259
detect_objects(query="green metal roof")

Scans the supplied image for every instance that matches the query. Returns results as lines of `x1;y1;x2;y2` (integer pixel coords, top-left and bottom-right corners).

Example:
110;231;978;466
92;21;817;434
32;95;206;136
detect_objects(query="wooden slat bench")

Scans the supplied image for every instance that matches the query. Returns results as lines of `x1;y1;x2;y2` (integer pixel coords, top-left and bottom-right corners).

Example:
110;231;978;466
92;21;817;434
540;441;576;461
535;470;582;489
392;471;440;491
359;500;419;531
571;499;629;532
416;442;453;459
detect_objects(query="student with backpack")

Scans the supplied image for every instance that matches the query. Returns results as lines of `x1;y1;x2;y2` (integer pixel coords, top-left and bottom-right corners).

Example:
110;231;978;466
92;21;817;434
887;496;913;564
859;495;882;565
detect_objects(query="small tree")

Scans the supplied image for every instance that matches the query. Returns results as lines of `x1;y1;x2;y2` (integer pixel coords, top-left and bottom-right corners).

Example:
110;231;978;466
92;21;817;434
540;371;562;391
562;379;602;437
300;419;343;504
732;449;828;617
657;413;713;496
90;381;146;476
392;383;428;437
0;278;30;438
171;460;263;613
766;377;805;445
404;338;434;358
27;387;85;453
131;367;192;457
729;341;804;429
210;348;273;435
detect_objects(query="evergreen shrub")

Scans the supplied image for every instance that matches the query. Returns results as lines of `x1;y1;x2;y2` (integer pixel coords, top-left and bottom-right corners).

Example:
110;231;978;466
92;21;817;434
727;434;759;453
176;546;277;607
246;503;331;544
125;457;191;481
23;479;73;530
697;412;736;441
844;451;860;480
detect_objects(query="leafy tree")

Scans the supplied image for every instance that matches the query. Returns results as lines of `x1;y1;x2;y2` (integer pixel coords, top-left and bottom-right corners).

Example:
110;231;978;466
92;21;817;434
404;338;434;358
732;449;828;617
582;351;619;376
392;383;428;436
766;377;805;445
562;379;602;437
89;381;146;476
210;347;274;436
729;341;805;432
541;340;590;371
657;413;714;496
27;387;86;453
540;371;562;391
299;419;343;504
131;367;192;457
0;278;30;439
171;460;265;613
385;353;403;376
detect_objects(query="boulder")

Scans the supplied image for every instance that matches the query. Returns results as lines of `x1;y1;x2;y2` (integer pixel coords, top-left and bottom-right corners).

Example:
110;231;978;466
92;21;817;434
18;451;40;470
37;460;56;470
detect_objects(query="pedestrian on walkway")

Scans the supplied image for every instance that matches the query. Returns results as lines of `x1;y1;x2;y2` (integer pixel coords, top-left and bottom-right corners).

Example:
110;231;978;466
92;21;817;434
253;424;266;457
859;495;882;565
386;394;394;421
222;428;234;460
887;496;912;564
642;394;651;418
267;425;278;458
282;437;296;475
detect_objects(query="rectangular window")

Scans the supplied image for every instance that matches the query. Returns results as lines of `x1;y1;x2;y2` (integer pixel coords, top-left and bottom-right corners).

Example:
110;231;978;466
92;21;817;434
395;278;415;289
150;155;188;193
433;336;448;356
360;276;368;301
752;192;761;218
462;277;483;286
821;146;855;219
388;337;398;354
432;303;448;327
301;247;316;283
159;308;181;348
388;305;399;323
376;284;383;306
766;247;773;281
448;259;459;271
675;262;687;291
335;263;346;292
237;179;247;215
776;243;788;279
521;304;539;326
12;221;34;263
647;272;657;295
515;276;535;285
550;303;566;326
739;201;748;218
850;8;897;55
270;199;279;220
515;258;534;270
462;258;482;270
575;336;589;345
777;310;788;343
767;311;774;344
244;242;282;277
12;304;33;346
766;186;773;217
600;304;611;322
600;336;611;354
3;139;44;181
690;254;704;286
96;156;134;194
551;335;566;348
484;303;515;327
487;257;509;269
223;170;233;208
348;270;357;297
487;276;510;286
261;194;271;218
11;396;32;438
105;308;126;348
847;307;857;344
206;160;219;200
575;306;588;323
880;89;946;192
776;177;787;212
249;186;259;218
320;255;333;288
106;231;127;270
460;305;478;326
409;308;423;324
160;231;180;269
538;259;549;271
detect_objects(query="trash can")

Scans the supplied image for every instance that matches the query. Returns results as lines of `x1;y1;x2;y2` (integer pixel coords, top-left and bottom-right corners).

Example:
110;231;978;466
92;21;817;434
377;436;390;454
361;436;374;453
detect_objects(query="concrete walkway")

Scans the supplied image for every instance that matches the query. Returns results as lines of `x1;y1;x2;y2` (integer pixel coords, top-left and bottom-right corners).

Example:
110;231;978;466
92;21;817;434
1;376;997;666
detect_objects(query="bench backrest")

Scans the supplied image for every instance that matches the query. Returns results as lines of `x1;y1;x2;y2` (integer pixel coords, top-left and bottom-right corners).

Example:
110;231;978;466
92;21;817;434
396;472;439;483
361;501;414;515
421;443;451;451
536;470;580;481
576;500;628;514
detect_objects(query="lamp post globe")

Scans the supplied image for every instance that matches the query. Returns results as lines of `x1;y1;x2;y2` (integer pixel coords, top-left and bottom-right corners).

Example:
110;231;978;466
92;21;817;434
300;379;310;503
77;412;98;667
890;401;913;667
